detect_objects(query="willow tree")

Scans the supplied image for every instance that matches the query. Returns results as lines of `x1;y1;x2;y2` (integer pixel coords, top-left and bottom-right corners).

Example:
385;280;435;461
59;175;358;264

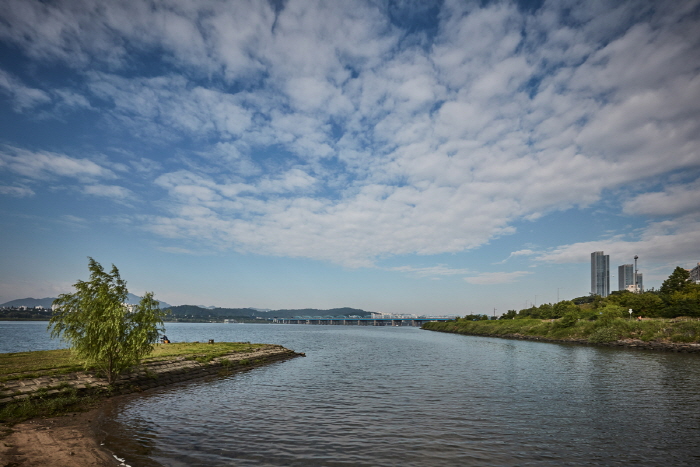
49;258;168;384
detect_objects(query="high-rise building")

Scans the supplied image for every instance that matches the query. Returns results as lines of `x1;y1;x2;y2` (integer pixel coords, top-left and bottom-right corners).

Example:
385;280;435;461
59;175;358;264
591;251;610;297
636;273;643;292
618;264;634;291
690;263;700;284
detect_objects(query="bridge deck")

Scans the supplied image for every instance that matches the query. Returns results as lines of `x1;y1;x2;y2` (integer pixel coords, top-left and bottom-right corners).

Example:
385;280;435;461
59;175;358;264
271;318;453;326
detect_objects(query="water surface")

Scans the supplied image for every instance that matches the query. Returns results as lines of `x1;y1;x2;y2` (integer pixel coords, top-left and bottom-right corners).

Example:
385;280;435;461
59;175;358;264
90;324;700;466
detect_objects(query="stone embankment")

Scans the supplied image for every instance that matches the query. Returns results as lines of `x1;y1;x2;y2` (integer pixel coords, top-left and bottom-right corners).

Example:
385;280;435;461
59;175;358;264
466;332;700;353
0;344;303;406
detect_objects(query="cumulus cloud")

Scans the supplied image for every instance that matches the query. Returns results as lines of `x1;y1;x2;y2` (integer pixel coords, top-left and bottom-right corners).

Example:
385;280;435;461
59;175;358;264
0;147;114;180
536;216;700;274
623;181;700;217
0;0;699;271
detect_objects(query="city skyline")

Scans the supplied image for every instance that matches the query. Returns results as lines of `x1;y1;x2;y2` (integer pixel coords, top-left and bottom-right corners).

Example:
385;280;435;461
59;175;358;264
1;0;699;314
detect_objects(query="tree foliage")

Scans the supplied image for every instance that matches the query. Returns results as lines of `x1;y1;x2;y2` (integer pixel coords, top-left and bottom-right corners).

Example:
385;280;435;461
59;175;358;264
505;267;698;321
660;267;691;297
49;258;168;383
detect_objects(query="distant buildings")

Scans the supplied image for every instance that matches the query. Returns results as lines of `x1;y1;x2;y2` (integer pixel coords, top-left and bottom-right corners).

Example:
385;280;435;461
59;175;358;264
691;263;700;284
618;263;644;292
618;264;634;291
591;251;610;297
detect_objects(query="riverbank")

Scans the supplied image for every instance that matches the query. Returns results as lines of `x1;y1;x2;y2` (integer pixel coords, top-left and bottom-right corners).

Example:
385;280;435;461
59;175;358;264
1;343;303;466
422;317;700;352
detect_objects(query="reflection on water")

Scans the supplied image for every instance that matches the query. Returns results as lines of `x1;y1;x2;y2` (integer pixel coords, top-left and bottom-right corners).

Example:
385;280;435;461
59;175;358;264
93;324;700;466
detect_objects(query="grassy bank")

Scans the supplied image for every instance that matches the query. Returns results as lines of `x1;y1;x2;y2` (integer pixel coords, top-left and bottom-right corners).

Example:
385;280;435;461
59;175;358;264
0;342;269;425
0;342;265;383
422;317;700;344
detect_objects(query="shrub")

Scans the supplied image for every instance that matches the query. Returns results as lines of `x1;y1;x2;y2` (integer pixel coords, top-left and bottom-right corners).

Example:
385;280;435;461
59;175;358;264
555;312;579;328
588;327;619;343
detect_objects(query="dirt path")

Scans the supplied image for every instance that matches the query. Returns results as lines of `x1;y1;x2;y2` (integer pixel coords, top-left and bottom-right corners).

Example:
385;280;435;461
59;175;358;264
1;409;118;467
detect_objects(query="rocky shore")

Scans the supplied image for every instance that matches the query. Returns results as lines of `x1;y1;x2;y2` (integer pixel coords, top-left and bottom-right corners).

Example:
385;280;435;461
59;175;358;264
1;344;303;466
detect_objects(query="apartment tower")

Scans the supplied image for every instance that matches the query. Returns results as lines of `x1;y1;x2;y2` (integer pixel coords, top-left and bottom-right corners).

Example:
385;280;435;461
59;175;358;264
618;264;634;291
591;251;610;297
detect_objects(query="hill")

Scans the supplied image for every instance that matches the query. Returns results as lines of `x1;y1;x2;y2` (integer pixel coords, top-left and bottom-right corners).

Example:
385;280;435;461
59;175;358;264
167;305;372;321
0;297;55;309
1;294;173;309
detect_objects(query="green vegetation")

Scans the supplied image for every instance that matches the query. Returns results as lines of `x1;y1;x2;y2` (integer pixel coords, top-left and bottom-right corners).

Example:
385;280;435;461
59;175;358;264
496;267;700;322
49;258;170;383
423;315;700;344
0;385;103;425
0;342;264;382
426;267;700;344
0;342;268;425
0;349;82;382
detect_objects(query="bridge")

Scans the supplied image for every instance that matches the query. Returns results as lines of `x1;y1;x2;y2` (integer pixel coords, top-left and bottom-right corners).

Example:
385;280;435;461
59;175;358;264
270;317;454;327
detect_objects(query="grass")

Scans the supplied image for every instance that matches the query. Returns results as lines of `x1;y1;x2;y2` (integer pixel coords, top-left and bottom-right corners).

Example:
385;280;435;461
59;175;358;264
0;386;102;425
423;317;700;344
0;349;84;383
0;342;266;382
0;341;271;426
151;342;265;363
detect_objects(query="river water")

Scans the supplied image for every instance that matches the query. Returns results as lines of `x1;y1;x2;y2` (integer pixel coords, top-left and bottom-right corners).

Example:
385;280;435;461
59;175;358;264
2;322;700;465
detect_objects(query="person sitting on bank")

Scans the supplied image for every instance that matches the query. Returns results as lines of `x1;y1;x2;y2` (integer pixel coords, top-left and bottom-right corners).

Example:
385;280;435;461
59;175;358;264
161;335;170;343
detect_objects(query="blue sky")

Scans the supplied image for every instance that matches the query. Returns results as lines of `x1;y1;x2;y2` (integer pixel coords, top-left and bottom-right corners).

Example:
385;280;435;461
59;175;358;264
1;0;699;315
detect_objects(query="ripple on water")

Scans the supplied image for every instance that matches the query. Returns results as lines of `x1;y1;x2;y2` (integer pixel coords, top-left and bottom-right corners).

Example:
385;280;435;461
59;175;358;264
94;325;700;466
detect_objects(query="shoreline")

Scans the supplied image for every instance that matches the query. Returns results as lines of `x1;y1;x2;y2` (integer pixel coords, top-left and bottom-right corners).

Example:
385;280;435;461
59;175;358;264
1;406;118;466
424;327;700;353
1;345;303;466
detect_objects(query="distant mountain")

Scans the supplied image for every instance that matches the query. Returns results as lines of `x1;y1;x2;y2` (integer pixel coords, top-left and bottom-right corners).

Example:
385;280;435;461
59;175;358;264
2;294;172;309
125;293;173;309
2;297;368;319
0;297;55;308
167;305;372;320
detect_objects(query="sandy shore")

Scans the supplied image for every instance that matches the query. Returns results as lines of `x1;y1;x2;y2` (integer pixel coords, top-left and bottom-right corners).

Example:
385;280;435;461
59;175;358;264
0;408;119;467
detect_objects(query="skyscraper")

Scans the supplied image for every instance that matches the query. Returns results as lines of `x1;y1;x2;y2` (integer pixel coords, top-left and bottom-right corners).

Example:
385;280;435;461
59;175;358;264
591;251;610;297
636;273;643;292
618;264;634;291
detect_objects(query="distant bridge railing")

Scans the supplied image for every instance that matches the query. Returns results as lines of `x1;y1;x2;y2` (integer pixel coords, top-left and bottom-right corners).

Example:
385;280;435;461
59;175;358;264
270;317;454;327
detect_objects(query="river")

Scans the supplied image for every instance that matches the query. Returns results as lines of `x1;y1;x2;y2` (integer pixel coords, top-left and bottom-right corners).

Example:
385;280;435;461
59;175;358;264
2;321;700;465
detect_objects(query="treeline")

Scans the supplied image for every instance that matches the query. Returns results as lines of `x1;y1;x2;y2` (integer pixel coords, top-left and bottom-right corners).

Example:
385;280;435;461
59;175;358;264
0;307;53;320
167;305;372;321
500;267;700;321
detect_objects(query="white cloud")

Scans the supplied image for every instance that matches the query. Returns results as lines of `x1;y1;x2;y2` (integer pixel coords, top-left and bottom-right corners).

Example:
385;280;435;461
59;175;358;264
536;216;700;271
388;265;473;278
623;181;700;217
1;0;699;272
496;249;537;264
0;185;34;197
83;184;134;201
464;271;533;285
0;68;50;111
0;147;114;180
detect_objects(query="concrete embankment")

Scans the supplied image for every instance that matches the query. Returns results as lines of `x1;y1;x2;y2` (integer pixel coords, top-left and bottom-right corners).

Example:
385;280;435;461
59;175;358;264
0;344;304;406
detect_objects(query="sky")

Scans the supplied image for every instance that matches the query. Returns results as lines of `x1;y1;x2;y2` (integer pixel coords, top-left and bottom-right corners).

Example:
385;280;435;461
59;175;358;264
1;0;699;316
